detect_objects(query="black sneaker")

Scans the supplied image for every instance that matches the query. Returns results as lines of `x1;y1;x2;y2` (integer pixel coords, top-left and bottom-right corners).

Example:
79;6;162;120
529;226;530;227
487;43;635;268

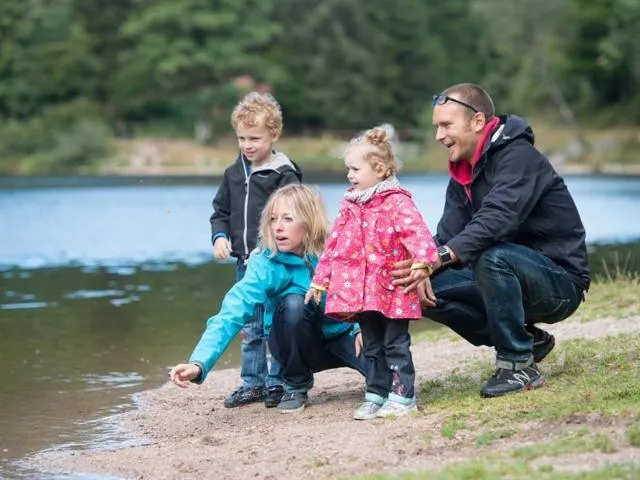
527;325;555;363
223;386;266;408
264;385;284;408
276;392;308;414
480;363;545;398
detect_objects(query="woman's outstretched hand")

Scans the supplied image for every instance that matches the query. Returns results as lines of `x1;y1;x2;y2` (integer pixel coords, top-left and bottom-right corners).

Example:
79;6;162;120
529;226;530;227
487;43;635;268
169;363;201;388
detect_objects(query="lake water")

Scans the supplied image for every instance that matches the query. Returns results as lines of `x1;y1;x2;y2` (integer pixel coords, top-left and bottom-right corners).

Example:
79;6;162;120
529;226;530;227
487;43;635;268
1;174;640;479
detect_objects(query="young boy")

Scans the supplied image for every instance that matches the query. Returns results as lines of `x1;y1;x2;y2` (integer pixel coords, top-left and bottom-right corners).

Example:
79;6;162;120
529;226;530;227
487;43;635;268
210;92;302;408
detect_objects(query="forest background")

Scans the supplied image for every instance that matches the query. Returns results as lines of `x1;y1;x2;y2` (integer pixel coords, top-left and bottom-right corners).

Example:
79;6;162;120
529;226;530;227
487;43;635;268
1;0;639;175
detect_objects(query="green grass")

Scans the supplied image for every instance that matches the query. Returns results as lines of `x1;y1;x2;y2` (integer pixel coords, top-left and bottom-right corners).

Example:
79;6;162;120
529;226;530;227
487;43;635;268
475;428;517;447
420;334;640;423
352;460;640;480
627;420;640;447
440;413;468;440
345;326;640;480
512;429;618;460
571;277;640;322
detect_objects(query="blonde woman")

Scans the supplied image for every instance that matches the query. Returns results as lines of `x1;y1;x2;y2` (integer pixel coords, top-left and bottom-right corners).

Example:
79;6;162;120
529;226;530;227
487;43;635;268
171;184;366;413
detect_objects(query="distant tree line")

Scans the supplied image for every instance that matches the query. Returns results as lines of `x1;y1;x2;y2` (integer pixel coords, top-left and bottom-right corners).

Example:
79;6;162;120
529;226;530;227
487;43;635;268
0;0;638;170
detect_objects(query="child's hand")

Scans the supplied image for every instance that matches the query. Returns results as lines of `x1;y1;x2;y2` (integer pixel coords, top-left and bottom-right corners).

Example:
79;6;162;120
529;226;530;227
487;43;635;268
169;363;201;388
213;237;232;260
405;267;429;291
304;287;323;305
354;332;363;357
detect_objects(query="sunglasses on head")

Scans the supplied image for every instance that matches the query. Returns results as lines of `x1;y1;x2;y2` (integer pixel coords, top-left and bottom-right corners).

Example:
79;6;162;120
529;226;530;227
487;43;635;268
432;94;479;113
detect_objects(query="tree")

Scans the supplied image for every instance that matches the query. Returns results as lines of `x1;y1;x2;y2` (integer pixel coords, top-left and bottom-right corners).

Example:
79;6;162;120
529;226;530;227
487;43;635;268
111;0;283;138
0;0;99;118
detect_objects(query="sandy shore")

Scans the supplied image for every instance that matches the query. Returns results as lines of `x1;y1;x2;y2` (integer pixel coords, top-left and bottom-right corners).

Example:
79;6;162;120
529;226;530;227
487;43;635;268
28;316;640;480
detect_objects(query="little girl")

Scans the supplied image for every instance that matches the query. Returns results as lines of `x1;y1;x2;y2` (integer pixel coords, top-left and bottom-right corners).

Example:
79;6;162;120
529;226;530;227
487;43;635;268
305;126;438;420
170;184;366;413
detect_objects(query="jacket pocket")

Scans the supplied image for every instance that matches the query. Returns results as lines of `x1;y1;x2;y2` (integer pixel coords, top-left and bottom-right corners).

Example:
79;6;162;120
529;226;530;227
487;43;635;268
375;267;395;292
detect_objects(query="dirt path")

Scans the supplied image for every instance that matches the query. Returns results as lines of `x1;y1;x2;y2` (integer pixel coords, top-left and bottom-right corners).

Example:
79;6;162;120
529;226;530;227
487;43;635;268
30;316;640;480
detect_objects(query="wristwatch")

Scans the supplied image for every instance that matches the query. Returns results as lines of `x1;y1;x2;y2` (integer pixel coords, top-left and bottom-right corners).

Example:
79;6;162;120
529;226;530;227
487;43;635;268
437;246;454;266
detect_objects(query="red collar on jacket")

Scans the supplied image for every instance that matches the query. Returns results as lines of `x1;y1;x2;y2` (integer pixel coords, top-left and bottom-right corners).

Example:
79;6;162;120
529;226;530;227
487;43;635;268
448;117;500;187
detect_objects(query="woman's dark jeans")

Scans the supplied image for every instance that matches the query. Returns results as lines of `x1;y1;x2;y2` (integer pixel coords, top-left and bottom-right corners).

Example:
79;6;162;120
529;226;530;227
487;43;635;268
268;294;367;393
423;243;584;365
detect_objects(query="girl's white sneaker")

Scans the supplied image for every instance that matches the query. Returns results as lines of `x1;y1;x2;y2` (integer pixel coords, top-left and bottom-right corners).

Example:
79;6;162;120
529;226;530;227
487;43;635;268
375;399;417;418
353;401;382;420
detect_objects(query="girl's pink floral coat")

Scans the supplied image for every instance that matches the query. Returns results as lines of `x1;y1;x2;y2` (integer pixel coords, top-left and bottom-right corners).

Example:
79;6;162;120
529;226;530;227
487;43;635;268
312;186;438;320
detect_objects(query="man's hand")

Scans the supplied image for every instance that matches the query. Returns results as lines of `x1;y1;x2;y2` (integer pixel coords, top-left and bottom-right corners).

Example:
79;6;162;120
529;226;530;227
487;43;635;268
213;237;232;260
416;277;437;308
391;259;437;308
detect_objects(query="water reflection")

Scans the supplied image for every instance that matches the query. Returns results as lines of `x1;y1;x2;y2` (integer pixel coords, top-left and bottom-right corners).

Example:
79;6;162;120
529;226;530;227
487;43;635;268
0;260;235;477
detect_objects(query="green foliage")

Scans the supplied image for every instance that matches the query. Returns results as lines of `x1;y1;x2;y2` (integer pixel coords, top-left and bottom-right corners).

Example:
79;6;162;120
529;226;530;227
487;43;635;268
0;0;99;117
1;0;639;172
564;0;640;119
0;100;112;173
111;0;282;124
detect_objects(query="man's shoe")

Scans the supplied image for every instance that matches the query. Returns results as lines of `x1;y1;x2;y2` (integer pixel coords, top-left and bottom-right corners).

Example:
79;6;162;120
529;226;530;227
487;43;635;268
223;386;266;408
353;401;383;420
528;325;556;363
276;392;308;414
375;399;417;418
480;363;545;398
264;385;284;408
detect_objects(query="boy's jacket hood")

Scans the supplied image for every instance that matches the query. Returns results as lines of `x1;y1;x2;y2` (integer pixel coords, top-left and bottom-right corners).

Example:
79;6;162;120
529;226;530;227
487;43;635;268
241;150;302;179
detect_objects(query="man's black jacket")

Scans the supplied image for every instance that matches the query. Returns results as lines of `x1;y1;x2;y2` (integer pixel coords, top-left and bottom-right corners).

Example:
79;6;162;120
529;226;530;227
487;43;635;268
437;115;591;291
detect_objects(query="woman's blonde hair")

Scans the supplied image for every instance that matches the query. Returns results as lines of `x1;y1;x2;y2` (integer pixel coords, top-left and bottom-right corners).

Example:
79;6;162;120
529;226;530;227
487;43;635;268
345;125;401;178
258;184;329;257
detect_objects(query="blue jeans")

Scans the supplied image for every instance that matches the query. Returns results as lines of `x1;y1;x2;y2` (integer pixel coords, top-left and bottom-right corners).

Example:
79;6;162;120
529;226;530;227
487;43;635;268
236;262;283;389
268;294;367;393
423;243;584;365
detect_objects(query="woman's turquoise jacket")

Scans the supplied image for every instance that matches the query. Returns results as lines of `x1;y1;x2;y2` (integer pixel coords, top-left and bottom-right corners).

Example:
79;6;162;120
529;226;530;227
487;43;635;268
189;249;355;382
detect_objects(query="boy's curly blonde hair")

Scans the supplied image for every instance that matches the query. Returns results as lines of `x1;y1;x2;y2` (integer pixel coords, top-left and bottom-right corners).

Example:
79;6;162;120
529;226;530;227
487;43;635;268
345;125;401;179
231;92;283;138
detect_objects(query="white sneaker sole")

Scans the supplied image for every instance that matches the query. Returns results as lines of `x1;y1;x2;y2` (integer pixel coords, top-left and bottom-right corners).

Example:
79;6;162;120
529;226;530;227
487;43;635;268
375;405;417;418
353;411;379;420
277;404;306;414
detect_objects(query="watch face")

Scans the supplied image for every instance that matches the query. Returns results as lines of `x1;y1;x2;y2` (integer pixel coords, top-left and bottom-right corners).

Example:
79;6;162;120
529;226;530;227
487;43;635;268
438;247;451;263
